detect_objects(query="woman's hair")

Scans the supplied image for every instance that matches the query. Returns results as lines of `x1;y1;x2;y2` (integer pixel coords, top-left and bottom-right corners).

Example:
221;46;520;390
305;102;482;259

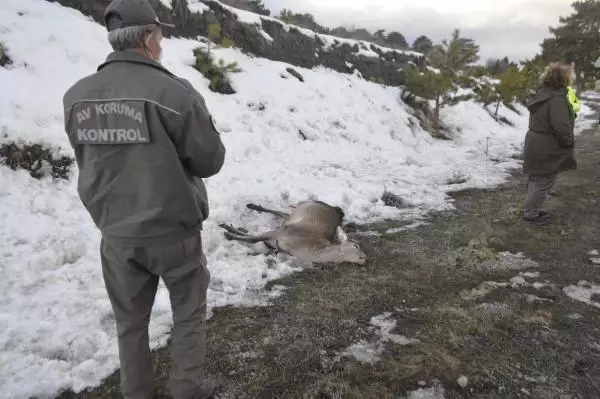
541;62;573;90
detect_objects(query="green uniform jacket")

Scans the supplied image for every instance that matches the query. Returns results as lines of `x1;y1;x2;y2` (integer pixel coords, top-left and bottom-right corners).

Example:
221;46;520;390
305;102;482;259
63;51;226;246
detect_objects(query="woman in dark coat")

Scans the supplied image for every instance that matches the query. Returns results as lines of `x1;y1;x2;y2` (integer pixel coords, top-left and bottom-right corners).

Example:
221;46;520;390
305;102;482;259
522;62;577;225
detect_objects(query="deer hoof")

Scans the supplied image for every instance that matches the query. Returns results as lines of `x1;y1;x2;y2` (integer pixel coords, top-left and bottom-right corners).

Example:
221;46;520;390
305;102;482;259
246;203;261;211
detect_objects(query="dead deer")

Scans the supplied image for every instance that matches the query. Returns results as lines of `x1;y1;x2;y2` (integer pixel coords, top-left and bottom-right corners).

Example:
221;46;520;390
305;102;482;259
219;200;367;265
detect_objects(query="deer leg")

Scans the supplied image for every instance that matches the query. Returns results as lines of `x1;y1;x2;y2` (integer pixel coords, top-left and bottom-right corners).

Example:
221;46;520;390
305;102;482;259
224;230;279;244
246;203;290;219
218;223;250;236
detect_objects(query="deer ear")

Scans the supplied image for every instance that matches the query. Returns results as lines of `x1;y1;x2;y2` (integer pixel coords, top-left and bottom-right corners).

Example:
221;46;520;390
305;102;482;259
335;226;349;243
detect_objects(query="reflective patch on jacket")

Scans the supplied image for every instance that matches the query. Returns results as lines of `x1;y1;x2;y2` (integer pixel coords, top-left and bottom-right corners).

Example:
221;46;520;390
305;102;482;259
567;86;581;114
70;99;152;144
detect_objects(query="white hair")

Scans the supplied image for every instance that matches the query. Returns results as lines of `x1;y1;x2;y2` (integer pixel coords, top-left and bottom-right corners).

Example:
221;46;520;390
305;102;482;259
107;24;158;51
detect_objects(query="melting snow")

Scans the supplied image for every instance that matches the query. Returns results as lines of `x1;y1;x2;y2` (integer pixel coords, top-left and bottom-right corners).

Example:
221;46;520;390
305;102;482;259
188;0;209;13
341;312;418;364
0;0;594;397
406;384;446;399
563;281;600;309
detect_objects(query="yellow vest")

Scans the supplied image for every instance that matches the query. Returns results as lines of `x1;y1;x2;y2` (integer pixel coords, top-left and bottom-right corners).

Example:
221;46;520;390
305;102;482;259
567;86;581;114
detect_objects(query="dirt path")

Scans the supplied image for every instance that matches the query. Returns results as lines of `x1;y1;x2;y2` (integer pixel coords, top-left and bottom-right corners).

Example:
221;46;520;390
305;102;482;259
61;103;600;399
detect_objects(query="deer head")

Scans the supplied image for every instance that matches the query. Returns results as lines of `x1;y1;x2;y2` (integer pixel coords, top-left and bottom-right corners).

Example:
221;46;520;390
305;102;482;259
338;239;367;265
334;226;367;265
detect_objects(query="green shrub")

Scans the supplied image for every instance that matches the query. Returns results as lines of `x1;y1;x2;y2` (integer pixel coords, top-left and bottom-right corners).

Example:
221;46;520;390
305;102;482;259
207;23;221;43
206;23;235;49
221;37;234;48
449;234;499;269
0;143;73;179
193;47;241;94
369;76;385;84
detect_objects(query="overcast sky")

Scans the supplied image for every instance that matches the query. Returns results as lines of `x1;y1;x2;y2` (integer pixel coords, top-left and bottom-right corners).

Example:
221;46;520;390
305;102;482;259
262;0;572;62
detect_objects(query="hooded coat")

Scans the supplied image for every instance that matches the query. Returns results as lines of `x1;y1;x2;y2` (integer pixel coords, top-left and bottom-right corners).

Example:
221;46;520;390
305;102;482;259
522;87;577;176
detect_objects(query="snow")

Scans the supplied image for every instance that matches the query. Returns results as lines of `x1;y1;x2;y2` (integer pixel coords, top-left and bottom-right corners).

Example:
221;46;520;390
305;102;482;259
564;281;600;309
209;0;423;59
407;384;446;399
158;0;172;10
582;90;600;100
188;0;209;14
0;0;593;398
214;0;263;26
341;312;418;364
357;46;380;59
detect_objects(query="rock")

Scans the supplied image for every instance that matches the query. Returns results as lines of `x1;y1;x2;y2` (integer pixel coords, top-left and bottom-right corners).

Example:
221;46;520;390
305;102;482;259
298;129;308;141
0;44;12;67
52;0;425;86
457;375;468;388
381;191;411;209
285;67;304;82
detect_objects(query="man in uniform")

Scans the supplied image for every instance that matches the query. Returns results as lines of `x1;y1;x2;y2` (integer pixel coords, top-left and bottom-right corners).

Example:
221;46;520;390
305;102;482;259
62;0;225;397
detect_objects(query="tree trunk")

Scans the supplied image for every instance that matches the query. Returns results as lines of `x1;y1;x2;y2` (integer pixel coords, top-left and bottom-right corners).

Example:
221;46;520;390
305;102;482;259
494;99;501;117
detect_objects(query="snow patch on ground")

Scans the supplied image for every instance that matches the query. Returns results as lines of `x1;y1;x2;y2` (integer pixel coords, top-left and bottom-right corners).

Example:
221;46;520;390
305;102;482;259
581;90;600;100
588;249;600;265
340;312;418;364
406;384;446;399
461;268;554;301
563;281;600;309
473;252;539;274
0;0;594;398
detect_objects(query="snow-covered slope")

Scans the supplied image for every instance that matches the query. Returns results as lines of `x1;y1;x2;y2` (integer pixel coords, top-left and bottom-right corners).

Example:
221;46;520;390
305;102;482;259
0;0;592;398
204;0;423;60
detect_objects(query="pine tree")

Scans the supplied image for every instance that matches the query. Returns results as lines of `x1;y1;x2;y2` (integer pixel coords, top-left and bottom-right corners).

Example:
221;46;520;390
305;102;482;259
485;57;510;76
411;35;433;55
494;66;526;115
373;29;386;45
385;31;408;49
404;29;481;133
171;0;190;28
428;29;480;73
404;69;458;134
542;0;600;90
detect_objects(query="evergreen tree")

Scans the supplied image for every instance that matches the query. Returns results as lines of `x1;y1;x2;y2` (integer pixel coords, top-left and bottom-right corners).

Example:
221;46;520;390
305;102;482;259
404;68;459;134
428;29;480;73
373;29;386;45
403;29;481;133
412;35;433;55
246;0;270;16
385;31;408;49
541;0;600;90
485;57;510;76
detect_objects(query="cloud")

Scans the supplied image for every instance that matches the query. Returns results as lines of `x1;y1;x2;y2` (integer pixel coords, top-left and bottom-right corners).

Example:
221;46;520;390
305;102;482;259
262;0;572;62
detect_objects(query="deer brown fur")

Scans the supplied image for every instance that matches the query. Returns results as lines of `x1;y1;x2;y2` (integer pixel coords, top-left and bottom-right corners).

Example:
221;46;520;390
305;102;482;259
219;200;366;265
